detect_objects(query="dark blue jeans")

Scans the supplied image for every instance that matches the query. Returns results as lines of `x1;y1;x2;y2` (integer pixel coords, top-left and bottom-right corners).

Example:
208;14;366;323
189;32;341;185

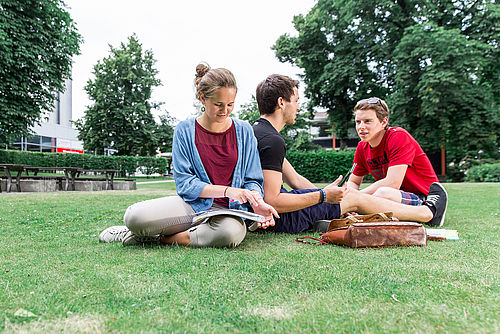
269;188;341;234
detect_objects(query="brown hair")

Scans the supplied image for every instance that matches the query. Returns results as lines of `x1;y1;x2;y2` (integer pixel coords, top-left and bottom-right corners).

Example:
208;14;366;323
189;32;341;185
256;74;299;115
194;63;237;101
353;97;390;124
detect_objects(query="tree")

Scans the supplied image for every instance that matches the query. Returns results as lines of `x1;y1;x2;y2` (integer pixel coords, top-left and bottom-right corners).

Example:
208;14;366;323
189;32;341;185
155;113;175;153
75;35;162;156
273;0;499;158
236;96;320;152
0;0;81;145
391;23;497;156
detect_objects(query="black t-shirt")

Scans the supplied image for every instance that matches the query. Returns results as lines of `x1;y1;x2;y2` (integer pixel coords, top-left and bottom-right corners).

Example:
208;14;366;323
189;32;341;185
252;118;286;172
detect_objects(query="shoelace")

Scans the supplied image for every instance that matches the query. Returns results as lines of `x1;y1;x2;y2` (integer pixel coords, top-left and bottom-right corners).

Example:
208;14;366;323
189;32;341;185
426;194;440;206
109;229;129;241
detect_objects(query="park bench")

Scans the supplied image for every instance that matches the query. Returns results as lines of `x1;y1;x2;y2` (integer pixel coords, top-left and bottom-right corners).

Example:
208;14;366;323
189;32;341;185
0;164;26;193
1;164;123;192
24;166;82;191
78;169;118;190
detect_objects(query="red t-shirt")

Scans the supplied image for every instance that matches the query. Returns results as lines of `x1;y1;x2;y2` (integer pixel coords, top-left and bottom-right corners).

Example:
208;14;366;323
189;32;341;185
195;120;238;207
353;127;438;196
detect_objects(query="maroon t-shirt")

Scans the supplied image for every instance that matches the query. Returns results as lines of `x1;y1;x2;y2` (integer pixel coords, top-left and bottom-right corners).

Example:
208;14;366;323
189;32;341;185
195;120;238;207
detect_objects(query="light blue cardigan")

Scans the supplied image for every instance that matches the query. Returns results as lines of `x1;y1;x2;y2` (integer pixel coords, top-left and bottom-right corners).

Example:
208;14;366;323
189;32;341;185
172;117;264;213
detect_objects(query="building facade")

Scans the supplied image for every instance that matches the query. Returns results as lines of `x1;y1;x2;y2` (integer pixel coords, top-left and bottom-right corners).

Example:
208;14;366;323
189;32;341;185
7;78;84;154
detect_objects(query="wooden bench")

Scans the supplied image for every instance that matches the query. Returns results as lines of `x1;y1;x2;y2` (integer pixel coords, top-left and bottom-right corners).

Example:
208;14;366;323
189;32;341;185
25;167;82;191
0;164;27;192
79;169;118;190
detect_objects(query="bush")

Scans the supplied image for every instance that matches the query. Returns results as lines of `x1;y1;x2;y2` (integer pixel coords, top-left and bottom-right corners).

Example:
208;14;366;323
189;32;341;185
0;150;169;176
287;150;356;183
466;163;500;182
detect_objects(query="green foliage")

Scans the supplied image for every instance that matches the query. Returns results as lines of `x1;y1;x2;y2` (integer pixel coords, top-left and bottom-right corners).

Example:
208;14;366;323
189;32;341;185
391;23;498;155
0;0;81;145
237;96;321;152
466;163;500;182
75;35;166;156
287;150;355;182
273;0;499;157
237;96;261;125
0;149;169;175
155;113;175;153
445;151;499;182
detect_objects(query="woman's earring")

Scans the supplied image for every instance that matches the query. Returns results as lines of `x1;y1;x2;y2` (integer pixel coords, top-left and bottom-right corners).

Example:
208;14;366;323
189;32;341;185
201;106;206;112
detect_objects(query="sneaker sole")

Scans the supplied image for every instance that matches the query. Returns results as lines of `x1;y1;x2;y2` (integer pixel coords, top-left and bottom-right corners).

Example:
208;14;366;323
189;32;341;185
435;183;448;227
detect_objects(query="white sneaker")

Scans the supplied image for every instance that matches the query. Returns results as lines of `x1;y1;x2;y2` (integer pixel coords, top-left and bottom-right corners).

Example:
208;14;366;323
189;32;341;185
99;226;130;243
122;230;161;246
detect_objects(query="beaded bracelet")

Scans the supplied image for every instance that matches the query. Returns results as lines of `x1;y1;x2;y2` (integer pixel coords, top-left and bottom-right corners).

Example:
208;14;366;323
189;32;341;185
319;188;326;204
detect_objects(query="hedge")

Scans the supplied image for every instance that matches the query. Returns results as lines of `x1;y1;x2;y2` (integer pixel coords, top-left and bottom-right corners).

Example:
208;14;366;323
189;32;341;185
287;150;357;183
466;163;500;182
0;150;169;176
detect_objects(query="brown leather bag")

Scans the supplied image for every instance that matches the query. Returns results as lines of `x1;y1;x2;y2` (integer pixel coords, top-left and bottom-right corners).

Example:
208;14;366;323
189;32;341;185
315;212;396;231
321;222;427;248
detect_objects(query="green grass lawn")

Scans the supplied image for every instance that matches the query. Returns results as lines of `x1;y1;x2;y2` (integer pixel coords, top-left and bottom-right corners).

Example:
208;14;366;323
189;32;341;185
0;183;498;333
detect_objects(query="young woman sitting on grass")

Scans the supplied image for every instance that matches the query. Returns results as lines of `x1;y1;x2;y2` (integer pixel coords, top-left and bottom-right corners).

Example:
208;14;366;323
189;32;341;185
99;63;278;248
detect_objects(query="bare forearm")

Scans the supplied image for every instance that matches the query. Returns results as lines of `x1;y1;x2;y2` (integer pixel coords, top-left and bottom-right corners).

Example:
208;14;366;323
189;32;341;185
285;174;316;190
347;181;360;190
265;191;321;213
199;184;230;198
361;178;399;194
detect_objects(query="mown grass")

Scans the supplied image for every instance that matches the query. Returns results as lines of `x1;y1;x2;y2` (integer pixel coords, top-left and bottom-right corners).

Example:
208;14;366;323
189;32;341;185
0;183;498;333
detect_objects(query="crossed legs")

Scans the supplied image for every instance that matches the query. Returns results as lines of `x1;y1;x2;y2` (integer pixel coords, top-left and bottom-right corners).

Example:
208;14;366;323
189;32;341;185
340;188;433;223
123;196;246;248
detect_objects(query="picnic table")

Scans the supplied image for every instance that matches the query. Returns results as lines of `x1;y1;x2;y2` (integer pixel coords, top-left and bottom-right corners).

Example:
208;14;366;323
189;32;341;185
1;165;120;192
78;169;118;190
24;166;83;191
0;164;27;193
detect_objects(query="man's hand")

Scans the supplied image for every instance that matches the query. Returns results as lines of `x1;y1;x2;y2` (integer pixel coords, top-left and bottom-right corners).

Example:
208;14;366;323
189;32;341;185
323;175;346;204
251;199;279;229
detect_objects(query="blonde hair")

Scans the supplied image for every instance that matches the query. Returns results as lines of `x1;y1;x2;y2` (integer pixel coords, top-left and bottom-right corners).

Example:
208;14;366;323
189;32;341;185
194;63;237;101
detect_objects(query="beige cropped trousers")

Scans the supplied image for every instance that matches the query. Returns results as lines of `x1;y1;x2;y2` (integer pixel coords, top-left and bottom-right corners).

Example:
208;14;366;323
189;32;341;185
123;196;246;248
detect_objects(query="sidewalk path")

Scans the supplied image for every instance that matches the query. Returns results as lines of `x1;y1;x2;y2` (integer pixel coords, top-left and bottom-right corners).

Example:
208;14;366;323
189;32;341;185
136;180;175;184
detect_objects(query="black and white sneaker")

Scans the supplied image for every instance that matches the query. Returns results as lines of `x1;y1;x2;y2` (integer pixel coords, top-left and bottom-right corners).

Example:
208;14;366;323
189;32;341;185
424;183;448;227
122;231;161;246
99;226;129;243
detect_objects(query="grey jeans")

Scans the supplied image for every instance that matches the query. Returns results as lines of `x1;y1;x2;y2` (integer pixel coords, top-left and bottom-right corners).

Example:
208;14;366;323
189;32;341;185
123;196;246;248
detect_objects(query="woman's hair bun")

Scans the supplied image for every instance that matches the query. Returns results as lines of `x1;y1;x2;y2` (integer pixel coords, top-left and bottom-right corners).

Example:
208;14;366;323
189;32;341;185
195;63;211;86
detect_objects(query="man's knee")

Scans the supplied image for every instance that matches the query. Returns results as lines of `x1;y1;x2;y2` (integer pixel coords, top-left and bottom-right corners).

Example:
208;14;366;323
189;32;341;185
373;187;400;201
190;216;246;248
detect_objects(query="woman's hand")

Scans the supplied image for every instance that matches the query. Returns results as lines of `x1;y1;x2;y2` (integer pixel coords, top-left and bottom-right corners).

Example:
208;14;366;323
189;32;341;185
251;199;279;229
225;188;263;207
225;188;279;229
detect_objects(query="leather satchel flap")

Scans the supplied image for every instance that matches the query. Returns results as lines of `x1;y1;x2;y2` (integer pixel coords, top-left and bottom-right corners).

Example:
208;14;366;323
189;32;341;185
327;212;395;231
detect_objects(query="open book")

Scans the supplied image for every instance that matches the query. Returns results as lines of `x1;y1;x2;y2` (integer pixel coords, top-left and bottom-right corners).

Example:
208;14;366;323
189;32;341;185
426;229;459;241
192;208;265;231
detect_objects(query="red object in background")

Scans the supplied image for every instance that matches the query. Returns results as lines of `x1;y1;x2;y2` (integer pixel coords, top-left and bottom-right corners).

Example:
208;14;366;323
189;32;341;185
56;148;83;154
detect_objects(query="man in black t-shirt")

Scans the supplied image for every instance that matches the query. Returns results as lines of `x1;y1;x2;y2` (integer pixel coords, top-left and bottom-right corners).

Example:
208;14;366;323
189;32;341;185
251;74;447;233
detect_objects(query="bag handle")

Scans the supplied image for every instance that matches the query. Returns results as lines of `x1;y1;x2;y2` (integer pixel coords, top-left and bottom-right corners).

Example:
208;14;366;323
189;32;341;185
295;236;328;245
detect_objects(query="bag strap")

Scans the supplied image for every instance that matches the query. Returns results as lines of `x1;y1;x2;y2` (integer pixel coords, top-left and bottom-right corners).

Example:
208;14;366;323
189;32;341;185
295;236;328;245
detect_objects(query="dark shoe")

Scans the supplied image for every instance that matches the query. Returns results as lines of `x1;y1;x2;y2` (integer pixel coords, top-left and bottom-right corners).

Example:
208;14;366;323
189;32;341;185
122;231;161;246
312;220;330;233
425;183;448;227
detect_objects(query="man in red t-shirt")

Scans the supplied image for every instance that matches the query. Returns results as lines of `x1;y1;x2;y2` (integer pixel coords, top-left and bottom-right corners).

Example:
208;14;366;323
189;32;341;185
347;97;441;206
